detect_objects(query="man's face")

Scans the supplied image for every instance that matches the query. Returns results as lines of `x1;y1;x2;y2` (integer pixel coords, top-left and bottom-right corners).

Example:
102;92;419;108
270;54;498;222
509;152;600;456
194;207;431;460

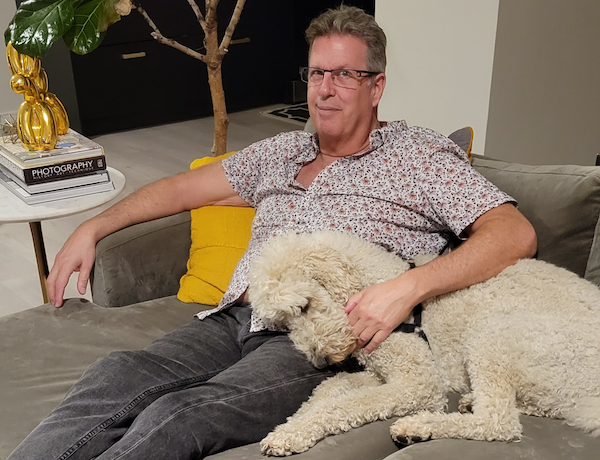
307;34;384;143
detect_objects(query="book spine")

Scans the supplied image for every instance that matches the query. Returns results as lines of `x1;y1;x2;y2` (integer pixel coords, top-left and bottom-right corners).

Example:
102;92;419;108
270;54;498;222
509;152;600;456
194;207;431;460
1;155;108;184
0;153;26;181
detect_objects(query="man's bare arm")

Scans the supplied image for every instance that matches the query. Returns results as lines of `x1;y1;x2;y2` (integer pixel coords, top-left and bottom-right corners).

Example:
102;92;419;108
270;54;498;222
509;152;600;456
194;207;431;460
345;203;537;353
47;161;247;307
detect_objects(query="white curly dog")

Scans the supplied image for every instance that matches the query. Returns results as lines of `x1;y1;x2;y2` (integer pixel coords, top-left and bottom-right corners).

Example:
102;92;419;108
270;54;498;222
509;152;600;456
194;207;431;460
247;231;600;456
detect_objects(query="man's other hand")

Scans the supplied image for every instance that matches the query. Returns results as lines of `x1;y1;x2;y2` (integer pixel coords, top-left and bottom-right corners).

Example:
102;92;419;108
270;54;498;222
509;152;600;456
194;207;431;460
344;274;419;354
46;222;98;307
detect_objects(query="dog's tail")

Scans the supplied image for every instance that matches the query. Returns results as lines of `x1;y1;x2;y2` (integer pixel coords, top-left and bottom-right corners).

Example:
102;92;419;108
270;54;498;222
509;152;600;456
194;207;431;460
563;397;600;437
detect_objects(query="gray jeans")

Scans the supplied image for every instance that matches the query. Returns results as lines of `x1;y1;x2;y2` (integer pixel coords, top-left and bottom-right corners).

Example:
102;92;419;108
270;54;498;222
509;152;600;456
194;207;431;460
8;305;356;460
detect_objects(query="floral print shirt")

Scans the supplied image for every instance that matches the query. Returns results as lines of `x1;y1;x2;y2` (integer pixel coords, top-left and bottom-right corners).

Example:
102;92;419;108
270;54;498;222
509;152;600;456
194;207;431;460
195;121;514;331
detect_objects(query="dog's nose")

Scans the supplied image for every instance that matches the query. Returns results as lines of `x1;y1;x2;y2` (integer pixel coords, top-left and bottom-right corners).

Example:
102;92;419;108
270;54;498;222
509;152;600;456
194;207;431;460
313;356;329;369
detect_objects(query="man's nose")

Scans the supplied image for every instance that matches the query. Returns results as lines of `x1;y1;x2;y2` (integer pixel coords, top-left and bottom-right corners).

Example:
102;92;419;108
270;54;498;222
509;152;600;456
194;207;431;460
319;71;335;96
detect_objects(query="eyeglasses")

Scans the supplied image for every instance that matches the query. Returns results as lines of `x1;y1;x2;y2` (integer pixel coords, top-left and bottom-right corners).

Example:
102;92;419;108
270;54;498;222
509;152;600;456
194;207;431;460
299;67;379;89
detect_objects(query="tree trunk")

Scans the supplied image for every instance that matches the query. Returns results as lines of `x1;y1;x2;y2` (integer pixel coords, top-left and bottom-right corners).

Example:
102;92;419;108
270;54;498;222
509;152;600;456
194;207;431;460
207;63;229;157
204;4;229;157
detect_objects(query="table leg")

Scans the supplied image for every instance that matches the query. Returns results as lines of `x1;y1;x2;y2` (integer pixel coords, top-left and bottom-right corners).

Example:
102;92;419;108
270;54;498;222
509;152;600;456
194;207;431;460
29;221;50;304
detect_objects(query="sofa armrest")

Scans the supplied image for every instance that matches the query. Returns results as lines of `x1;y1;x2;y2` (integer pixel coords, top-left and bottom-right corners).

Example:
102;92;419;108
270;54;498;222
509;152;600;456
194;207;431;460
90;212;192;307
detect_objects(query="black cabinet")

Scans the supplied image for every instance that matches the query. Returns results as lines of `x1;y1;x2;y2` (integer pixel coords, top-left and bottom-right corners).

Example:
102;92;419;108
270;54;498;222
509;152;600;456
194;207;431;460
36;0;374;136
68;37;212;135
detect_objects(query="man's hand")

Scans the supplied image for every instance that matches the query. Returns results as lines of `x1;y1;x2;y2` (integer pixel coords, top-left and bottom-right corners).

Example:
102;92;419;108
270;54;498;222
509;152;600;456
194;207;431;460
344;204;537;354
344;273;420;354
46;222;98;307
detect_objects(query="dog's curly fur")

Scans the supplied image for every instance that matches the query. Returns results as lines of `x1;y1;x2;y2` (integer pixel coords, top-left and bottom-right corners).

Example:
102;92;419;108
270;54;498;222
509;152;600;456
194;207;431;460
248;231;600;456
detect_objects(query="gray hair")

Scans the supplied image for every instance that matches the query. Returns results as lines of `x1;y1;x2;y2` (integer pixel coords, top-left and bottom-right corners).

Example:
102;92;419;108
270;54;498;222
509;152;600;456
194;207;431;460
305;5;387;73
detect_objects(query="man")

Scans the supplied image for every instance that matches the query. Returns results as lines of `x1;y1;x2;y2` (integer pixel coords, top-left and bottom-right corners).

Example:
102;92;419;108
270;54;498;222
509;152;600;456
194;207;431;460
9;5;536;460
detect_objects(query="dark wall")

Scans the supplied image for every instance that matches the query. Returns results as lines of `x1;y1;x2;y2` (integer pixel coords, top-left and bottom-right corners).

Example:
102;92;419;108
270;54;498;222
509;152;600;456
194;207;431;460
292;0;375;69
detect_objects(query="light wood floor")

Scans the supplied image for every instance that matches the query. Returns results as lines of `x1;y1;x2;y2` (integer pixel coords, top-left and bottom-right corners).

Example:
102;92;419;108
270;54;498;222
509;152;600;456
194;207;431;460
0;105;301;318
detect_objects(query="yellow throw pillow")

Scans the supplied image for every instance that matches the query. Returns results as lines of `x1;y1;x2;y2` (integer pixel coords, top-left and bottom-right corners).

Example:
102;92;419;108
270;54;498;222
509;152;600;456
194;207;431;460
177;153;255;305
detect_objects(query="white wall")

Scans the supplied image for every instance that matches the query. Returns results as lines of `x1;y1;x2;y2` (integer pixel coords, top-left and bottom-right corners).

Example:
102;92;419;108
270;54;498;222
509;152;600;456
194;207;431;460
376;0;499;153
1;1;23;115
484;0;600;165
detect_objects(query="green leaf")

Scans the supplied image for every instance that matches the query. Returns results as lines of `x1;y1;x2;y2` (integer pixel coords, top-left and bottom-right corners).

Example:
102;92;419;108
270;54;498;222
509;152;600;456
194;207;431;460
63;0;122;55
4;0;79;58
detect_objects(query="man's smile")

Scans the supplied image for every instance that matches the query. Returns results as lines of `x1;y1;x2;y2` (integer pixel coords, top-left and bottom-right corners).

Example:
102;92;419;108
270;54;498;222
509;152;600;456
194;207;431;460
316;104;341;113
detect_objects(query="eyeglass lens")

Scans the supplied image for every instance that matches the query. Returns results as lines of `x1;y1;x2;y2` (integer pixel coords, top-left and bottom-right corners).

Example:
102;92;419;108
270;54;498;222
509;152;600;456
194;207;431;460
300;68;368;89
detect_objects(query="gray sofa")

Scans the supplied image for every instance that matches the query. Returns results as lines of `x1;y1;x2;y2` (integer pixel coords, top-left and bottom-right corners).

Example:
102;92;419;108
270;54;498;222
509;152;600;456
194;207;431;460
2;154;600;460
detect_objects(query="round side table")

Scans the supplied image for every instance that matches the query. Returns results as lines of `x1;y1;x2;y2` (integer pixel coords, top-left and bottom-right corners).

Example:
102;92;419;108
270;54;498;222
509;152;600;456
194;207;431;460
0;167;126;303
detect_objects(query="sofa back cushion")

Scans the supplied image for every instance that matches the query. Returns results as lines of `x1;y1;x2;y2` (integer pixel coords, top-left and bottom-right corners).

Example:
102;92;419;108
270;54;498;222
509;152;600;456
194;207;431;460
472;155;600;285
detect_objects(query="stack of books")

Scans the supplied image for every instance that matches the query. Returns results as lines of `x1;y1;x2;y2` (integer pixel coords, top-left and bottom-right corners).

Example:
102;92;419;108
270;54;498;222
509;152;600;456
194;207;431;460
0;129;114;205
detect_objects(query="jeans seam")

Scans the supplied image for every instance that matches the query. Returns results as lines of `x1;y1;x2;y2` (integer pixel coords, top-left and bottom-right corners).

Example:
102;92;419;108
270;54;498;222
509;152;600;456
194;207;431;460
55;372;220;460
110;372;331;460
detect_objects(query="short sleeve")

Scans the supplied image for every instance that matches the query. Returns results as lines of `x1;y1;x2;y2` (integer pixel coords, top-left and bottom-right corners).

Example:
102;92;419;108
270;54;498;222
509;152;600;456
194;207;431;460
415;133;514;237
221;143;265;207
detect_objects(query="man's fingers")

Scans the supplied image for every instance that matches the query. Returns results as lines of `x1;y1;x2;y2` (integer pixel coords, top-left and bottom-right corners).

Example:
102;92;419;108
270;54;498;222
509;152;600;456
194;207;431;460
51;270;71;307
353;325;379;351
45;224;98;308
77;275;89;295
355;327;390;354
47;269;60;307
363;330;390;354
358;326;377;344
47;275;56;306
344;291;363;313
49;280;66;308
354;338;367;352
48;262;77;307
77;261;93;295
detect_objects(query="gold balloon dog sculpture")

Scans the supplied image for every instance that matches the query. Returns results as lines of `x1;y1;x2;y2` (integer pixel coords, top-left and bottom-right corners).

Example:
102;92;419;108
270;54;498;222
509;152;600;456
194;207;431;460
6;42;69;151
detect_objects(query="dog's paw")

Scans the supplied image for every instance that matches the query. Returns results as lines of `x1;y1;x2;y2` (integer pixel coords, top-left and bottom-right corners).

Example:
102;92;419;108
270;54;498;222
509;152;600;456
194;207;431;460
260;429;316;457
458;393;474;413
392;434;426;447
390;416;432;446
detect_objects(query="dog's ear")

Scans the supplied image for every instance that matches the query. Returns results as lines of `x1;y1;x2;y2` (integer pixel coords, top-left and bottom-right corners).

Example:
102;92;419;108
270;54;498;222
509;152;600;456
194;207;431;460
257;297;307;325
248;279;317;327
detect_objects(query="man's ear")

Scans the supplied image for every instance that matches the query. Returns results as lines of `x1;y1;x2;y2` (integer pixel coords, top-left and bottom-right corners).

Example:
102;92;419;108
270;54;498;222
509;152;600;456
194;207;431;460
371;73;386;107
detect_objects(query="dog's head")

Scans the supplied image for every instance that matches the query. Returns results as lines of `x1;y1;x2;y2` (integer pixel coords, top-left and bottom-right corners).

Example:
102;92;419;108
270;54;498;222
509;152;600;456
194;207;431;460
248;230;409;368
250;274;358;368
287;284;358;369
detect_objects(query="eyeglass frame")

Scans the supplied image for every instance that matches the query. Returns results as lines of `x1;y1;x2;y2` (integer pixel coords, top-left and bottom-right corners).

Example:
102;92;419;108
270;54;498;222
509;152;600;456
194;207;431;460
299;66;380;88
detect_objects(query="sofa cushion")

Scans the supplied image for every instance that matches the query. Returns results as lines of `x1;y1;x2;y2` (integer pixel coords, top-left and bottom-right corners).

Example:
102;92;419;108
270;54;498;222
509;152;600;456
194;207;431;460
0;298;204;459
472;155;600;284
383;413;600;460
178;154;254;305
207;420;399;460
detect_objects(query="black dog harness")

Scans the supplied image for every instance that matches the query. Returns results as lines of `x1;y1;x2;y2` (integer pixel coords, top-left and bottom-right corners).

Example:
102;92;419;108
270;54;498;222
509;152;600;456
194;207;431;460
395;261;428;342
396;304;428;342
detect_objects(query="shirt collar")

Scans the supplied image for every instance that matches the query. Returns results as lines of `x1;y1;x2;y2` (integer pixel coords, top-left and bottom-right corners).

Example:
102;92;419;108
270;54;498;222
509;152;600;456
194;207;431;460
291;121;407;164
292;131;320;165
